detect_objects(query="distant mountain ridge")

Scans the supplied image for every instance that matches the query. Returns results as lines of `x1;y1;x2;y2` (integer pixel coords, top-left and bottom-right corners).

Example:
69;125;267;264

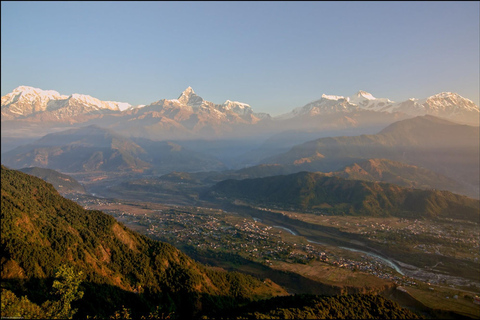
1;125;226;174
1;86;137;121
329;158;472;197
277;90;479;125
264;115;479;198
107;87;269;140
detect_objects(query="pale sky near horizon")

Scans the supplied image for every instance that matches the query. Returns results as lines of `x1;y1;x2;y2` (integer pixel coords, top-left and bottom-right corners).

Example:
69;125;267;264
1;1;479;116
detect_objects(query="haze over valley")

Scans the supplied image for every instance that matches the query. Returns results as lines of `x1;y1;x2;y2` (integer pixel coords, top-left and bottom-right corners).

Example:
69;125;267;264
2;2;479;319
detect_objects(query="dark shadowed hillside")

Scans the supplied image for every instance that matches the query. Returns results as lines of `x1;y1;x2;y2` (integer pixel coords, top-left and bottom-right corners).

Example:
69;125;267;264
216;294;421;319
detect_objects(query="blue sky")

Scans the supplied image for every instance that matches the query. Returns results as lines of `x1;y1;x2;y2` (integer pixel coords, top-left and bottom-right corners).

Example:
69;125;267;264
1;1;479;115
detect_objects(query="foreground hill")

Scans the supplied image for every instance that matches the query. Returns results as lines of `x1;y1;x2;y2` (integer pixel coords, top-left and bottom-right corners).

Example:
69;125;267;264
18;167;86;194
0;165;286;318
208;171;480;222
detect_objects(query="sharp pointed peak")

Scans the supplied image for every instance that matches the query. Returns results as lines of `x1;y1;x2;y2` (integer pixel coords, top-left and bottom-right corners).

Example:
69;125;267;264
177;86;204;107
181;86;195;95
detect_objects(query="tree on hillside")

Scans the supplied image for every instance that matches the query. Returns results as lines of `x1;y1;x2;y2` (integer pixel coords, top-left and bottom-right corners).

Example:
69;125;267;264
44;264;84;319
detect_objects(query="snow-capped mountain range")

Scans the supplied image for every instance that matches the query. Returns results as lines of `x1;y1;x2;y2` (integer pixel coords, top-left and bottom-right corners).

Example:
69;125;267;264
1;86;478;140
165;86;258;118
278;90;478;121
1;86;141;120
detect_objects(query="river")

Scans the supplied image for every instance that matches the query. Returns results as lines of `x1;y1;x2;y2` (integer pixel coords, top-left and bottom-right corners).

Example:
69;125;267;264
273;225;404;275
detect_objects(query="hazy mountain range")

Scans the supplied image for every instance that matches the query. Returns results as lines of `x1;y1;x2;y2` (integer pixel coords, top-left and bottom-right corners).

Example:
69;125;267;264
1;125;225;175
2;86;478;146
263;115;479;197
2;115;479;199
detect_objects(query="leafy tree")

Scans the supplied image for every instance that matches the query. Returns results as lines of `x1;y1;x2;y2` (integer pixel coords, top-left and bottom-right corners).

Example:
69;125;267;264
45;264;85;319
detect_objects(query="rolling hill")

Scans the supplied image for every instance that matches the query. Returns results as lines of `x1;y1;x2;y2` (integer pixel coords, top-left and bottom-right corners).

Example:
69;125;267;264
208;171;480;222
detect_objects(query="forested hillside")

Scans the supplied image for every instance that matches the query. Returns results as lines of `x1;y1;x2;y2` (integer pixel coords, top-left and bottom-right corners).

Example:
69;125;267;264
1;165;286;318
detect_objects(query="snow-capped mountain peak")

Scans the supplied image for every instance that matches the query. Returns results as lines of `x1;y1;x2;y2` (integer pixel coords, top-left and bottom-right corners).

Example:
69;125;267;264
1;86;69;117
422;92;479;113
7;85;68;103
177;87;204;108
354;90;376;100
178;87;195;100
348;91;395;112
222;100;253;115
1;86;135;120
12;85;65;97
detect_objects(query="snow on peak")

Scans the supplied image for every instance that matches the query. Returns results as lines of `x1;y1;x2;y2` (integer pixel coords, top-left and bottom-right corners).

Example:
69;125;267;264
68;93;130;111
355;90;376;100
222;100;253;115
346;90;395;112
321;94;346;101
223;100;251;109
11;85;67;100
430;92;456;99
178;86;195;98
426;92;475;105
422;92;478;112
70;93;103;106
177;87;204;107
1;85;69;114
